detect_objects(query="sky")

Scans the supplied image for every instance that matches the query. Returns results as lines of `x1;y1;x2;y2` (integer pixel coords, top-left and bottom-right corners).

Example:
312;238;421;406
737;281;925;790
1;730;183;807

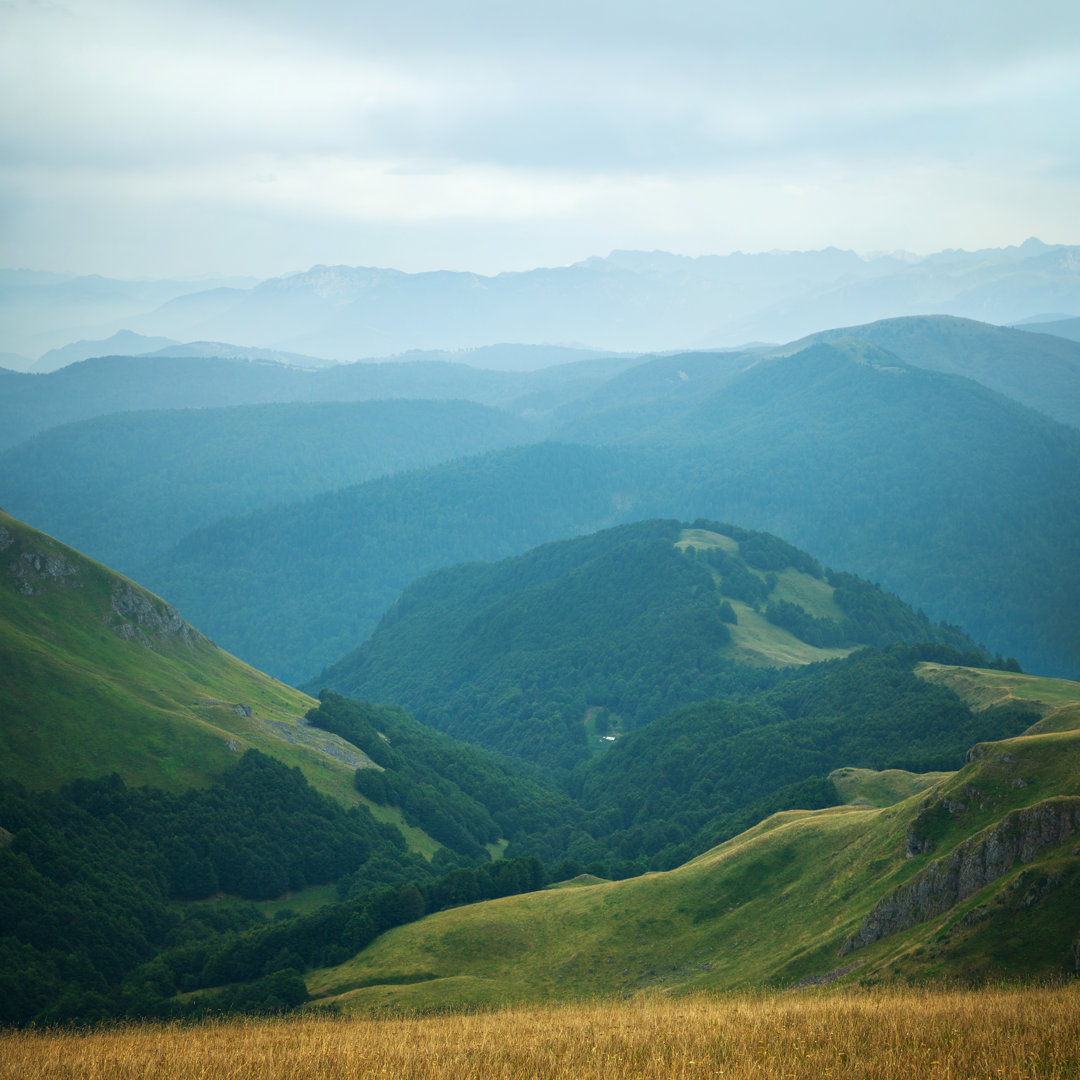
3;0;1080;280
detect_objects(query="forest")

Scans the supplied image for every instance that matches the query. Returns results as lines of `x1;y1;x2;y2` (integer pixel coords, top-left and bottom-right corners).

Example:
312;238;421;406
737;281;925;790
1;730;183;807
0;626;1034;1028
126;341;1080;684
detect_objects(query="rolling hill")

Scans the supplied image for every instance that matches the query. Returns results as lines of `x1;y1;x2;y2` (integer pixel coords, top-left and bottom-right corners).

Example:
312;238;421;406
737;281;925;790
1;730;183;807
139;442;647;684
1017;315;1080;345
785;315;1080;428
314;519;985;770
0;348;632;452
304;667;1080;1011
139;340;1080;682
0;399;537;570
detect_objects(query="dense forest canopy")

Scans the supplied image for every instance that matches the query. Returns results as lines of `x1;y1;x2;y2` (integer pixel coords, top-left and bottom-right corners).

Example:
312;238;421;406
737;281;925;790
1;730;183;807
314;518;994;770
132;342;1080;682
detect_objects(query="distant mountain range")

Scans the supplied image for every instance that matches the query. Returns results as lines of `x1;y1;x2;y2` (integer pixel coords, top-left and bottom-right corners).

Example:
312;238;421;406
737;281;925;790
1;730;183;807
4;238;1079;363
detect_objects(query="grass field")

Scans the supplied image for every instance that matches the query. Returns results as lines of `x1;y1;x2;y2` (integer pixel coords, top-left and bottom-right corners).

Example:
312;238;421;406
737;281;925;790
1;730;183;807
677;527;855;667
830;766;951;808
916;663;1080;735
3;986;1077;1079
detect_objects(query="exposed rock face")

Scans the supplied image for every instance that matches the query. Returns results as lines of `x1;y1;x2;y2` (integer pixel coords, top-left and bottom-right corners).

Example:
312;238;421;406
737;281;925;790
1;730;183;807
905;827;935;858
842;796;1080;954
9;545;79;595
108;582;200;649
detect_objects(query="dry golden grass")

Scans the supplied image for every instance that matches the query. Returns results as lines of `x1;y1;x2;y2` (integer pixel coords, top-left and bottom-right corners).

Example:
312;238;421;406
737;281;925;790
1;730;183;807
3;986;1078;1080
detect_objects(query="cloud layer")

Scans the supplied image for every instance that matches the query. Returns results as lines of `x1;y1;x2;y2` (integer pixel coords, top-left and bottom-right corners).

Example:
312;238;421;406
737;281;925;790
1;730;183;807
3;0;1079;276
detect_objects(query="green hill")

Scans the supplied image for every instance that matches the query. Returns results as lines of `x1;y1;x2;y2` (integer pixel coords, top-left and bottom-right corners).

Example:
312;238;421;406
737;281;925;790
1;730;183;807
314;519;984;771
304;672;1080;1011
140;340;1080;683
0;509;578;1023
0;507;354;798
786;315;1080;428
0;399;535;571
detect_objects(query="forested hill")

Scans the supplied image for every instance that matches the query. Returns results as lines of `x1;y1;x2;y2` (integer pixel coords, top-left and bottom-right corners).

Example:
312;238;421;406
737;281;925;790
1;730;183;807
0;350;632;452
786;315;1080;429
142;442;650;684
313;519;988;771
140;339;1080;682
0;399;536;570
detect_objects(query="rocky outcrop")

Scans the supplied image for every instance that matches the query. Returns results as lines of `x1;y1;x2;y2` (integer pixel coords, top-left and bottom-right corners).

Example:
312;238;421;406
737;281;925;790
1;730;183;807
8;544;79;595
842;796;1080;954
107;582;200;649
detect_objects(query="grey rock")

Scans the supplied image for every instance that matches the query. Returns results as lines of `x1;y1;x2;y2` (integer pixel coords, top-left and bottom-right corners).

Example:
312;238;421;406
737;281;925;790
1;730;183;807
107;582;199;649
842;796;1080;954
8;545;79;595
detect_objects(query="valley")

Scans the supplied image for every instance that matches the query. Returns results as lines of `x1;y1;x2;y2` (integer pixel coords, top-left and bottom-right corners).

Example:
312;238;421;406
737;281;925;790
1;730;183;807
8;0;1080;1060
2;266;1080;1030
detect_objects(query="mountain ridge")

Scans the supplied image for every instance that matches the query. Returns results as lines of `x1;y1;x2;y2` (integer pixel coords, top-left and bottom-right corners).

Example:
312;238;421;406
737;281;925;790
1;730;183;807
303;680;1080;1010
5;240;1079;361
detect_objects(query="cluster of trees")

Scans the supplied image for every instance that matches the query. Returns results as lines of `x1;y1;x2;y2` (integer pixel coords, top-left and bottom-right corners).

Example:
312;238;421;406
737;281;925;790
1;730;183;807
318;520;992;772
6;849;549;1026
501;645;1037;872
0;751;429;1026
308;693;575;861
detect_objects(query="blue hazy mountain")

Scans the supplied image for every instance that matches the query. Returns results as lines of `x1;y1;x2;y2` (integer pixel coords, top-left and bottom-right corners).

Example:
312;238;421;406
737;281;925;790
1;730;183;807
6;240;1079;363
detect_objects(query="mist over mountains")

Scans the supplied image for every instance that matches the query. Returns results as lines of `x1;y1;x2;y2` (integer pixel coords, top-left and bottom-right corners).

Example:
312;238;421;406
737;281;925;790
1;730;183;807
5;237;1080;1025
4;305;1080;684
4;239;1080;366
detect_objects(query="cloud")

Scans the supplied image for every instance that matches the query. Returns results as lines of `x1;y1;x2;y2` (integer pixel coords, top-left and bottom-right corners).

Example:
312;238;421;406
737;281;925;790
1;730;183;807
2;0;1079;276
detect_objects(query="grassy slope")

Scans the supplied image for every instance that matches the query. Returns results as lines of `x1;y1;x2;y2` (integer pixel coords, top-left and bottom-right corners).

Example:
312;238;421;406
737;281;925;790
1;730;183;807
916;661;1080;733
830;766;951;808
307;673;1080;1010
678;527;854;667
0;509;362;805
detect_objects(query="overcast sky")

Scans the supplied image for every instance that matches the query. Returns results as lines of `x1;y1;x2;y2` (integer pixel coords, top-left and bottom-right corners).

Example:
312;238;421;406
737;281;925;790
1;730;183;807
3;0;1079;279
